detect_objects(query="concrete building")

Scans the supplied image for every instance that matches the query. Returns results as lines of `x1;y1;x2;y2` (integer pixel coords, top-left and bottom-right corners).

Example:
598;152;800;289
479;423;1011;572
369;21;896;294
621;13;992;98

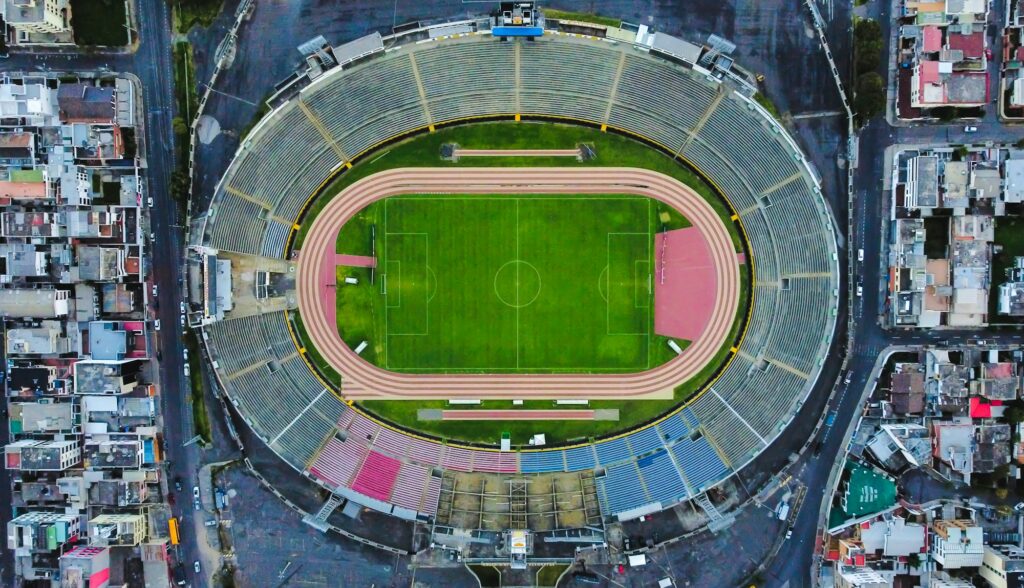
980;544;1024;588
4;438;79;471
835;565;890;588
87;513;145;547
931;519;984;568
9;400;76;434
73;360;141;395
59;545;111;588
3;0;70;37
0;288;69;318
7;510;81;554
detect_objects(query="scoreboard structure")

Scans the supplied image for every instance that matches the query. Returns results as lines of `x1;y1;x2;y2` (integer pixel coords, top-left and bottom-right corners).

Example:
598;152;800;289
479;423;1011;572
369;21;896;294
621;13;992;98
492;2;544;38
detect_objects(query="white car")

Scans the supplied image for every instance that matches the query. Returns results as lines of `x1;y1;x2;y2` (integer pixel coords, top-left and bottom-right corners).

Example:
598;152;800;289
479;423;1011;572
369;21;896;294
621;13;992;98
180;314;186;327
154;319;161;332
193;486;200;500
964;125;978;132
152;284;158;297
147;197;154;207
179;301;186;314
183;348;189;361
194;561;201;574
856;285;863;297
857;248;864;262
183;363;191;378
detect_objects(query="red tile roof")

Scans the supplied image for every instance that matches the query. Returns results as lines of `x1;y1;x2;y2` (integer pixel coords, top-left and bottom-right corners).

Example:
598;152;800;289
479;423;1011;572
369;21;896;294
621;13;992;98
948;32;985;59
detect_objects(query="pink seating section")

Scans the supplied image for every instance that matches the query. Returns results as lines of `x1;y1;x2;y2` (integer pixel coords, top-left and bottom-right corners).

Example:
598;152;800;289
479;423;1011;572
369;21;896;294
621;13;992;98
390;463;430;511
309;437;367;488
310;408;524;515
351;451;402;501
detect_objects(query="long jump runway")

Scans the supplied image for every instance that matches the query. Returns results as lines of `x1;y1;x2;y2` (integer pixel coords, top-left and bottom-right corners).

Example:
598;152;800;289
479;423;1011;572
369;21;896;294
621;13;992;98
296;167;741;400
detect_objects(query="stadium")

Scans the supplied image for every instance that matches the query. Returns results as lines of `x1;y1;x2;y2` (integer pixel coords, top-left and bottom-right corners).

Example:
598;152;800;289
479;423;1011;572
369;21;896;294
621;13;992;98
190;7;839;562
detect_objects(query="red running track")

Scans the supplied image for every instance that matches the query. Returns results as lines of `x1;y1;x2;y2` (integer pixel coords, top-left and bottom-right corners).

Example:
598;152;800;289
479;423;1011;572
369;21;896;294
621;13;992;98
296;168;741;400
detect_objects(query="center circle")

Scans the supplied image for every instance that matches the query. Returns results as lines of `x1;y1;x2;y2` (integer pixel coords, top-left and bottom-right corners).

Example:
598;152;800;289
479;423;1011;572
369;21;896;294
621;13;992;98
493;260;541;308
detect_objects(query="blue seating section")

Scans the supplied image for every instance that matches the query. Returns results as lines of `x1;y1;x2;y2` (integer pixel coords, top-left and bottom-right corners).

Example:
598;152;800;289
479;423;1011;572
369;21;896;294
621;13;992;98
564;445;597;471
520;450;565;473
628;426;665;455
595;437;632;466
671;436;729;492
637;449;688;504
596;463;646;514
657;414;691;443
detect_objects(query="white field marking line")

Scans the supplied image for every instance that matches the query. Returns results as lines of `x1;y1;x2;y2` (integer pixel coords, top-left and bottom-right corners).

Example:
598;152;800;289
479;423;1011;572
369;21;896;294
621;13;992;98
516;198;520;370
385;260;401;308
606;232;649;336
384;232;429;336
633;260;650;308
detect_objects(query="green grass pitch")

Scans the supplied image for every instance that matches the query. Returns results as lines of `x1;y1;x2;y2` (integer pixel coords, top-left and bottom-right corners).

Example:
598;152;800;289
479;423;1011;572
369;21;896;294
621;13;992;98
342;195;666;372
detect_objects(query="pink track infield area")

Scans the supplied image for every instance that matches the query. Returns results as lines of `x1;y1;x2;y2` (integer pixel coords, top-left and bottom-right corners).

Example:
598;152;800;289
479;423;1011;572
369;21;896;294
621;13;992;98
319;254;378;327
654;228;719;341
441;410;597;421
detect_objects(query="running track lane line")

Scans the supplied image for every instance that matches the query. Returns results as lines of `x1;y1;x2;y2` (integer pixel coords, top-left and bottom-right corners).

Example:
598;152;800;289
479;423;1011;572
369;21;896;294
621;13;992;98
296;167;740;400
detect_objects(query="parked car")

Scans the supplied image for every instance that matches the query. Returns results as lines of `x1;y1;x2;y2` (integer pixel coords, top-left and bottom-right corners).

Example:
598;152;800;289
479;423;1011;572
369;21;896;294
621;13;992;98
785;527;794;540
964;125;978;132
856;285;863;297
193;497;201;511
180;301;186;314
154;320;161;332
174;478;183;492
180;314;186;327
857;248;864;262
192;486;200;500
152;284;158;297
194;561;201;574
183;363;190;378
147;197;154;207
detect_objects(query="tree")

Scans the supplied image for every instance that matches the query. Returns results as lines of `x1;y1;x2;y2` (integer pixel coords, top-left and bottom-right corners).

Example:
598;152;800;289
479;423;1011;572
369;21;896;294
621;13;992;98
172;117;188;140
854;72;886;123
854;19;884;76
907;553;921;569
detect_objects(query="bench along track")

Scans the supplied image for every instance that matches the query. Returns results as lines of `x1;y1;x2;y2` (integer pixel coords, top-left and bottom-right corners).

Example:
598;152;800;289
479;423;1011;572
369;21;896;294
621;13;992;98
296;167;740;400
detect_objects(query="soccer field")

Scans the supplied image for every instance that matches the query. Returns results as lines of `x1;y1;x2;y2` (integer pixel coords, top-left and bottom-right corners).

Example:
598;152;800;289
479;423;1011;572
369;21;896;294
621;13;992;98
341;194;673;372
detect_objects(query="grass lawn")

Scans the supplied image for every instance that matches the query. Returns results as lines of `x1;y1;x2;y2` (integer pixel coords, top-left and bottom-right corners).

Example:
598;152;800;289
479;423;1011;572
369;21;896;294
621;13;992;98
184;332;212;444
71;0;129;46
292;121;751;445
174;0;225;33
173;41;198;125
542;8;622;27
991;217;1024;322
337;194;679;373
